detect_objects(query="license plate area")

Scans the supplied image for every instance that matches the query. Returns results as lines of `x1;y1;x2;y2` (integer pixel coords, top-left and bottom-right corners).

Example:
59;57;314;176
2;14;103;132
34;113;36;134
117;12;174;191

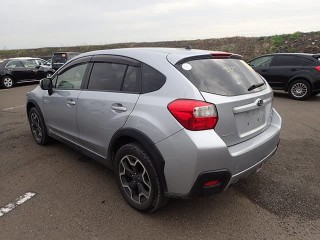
235;107;267;138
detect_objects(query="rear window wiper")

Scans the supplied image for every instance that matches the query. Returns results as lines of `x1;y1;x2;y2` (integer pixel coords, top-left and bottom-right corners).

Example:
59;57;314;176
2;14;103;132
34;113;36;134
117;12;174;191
248;82;265;91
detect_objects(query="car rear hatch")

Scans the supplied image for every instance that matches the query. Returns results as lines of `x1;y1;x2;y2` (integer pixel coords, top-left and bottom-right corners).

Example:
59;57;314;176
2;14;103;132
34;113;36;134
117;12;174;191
173;53;273;146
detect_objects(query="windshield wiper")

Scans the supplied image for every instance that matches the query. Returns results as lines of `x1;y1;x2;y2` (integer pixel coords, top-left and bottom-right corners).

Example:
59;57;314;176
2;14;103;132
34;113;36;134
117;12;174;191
248;82;265;91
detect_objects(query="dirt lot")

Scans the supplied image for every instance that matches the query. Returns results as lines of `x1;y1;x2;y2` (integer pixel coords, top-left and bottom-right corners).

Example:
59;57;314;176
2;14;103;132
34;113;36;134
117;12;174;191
0;84;319;240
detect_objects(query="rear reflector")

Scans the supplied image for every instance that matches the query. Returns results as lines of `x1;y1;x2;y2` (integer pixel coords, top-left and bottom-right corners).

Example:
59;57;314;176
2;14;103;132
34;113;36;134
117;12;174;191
168;99;218;131
316;66;320;72
204;180;221;188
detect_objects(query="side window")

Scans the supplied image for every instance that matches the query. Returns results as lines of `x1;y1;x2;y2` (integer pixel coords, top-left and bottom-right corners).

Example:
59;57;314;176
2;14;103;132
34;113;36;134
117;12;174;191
88;62;127;91
122;66;141;92
55;63;88;90
23;60;37;68
249;56;273;68
142;64;166;93
272;56;300;66
6;61;24;68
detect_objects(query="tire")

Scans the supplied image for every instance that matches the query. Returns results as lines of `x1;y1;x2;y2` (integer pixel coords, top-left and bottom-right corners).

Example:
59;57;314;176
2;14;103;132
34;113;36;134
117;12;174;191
288;79;311;100
114;143;167;213
28;107;51;145
46;72;53;78
1;76;14;89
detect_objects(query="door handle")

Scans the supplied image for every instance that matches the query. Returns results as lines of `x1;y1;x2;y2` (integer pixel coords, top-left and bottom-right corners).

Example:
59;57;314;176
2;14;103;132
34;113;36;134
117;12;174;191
66;99;76;106
111;104;127;112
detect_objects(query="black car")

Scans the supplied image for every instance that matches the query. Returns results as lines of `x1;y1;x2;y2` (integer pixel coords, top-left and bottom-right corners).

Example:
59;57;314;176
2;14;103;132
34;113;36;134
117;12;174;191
52;52;79;70
0;58;55;89
248;53;320;100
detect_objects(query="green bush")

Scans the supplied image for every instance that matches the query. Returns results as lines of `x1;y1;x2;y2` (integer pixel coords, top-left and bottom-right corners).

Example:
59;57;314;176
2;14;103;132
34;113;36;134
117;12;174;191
270;35;286;46
288;32;301;41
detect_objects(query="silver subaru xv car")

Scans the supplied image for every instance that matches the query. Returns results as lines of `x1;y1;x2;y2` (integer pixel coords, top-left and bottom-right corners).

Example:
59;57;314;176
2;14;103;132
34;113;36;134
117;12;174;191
26;48;281;212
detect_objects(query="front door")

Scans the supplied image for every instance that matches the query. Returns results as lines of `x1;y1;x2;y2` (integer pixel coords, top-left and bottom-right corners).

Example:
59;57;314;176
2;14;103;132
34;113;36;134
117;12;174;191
21;59;38;81
42;62;89;143
249;56;274;86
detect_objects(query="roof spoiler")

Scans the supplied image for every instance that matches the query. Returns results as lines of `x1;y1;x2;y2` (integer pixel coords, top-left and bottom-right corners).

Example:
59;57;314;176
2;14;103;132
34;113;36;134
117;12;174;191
176;53;243;65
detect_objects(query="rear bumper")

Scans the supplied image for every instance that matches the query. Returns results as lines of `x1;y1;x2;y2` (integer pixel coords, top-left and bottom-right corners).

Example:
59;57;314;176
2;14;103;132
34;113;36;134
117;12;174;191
169;144;279;198
157;108;282;198
226;143;278;188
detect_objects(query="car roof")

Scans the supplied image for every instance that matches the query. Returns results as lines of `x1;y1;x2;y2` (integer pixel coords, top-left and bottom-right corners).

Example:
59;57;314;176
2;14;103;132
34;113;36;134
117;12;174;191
268;53;316;56
248;53;320;62
75;47;234;65
10;57;43;60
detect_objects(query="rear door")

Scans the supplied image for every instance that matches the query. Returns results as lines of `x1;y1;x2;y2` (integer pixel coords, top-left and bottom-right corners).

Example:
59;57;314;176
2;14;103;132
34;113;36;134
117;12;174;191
175;57;273;146
21;60;38;80
268;55;302;89
42;57;91;143
77;55;141;157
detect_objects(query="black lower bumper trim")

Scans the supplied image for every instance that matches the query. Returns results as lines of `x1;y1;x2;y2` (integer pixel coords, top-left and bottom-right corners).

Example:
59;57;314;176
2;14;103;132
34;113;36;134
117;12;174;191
188;170;231;197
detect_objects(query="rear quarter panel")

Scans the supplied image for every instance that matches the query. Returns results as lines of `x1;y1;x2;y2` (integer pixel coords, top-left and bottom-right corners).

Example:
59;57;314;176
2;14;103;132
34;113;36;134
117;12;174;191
124;57;205;144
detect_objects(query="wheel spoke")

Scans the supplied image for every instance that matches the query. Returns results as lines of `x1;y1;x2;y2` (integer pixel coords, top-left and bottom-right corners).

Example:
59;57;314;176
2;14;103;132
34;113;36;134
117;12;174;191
137;183;150;203
120;157;135;177
141;169;151;189
124;166;134;177
122;183;133;199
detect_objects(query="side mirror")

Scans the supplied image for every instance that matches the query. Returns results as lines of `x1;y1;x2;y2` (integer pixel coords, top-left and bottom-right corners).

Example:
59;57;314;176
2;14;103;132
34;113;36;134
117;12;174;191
35;65;41;69
40;78;53;95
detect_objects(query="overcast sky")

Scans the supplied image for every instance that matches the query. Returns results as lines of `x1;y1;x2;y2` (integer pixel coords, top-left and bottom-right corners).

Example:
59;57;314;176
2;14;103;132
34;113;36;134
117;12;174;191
1;0;319;50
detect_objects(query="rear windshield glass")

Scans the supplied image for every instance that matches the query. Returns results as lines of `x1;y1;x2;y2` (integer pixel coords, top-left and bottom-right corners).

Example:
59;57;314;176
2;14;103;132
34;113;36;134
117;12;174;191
52;53;67;63
176;59;266;96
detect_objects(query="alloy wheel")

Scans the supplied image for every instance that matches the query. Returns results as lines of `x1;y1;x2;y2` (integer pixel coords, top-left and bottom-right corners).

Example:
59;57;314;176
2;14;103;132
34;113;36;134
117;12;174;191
291;82;308;98
119;155;151;204
3;77;13;88
30;112;43;142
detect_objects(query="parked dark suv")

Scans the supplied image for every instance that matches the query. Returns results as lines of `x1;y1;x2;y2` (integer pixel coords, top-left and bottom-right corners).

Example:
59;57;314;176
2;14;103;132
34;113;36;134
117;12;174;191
248;53;320;100
51;52;79;70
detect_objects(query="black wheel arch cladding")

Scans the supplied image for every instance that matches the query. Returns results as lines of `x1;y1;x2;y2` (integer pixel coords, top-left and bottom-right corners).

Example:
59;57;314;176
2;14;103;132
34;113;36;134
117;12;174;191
108;128;168;192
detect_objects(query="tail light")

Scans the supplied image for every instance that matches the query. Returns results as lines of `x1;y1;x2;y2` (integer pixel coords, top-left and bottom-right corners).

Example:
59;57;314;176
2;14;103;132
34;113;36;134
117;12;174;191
315;66;320;72
167;99;218;131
